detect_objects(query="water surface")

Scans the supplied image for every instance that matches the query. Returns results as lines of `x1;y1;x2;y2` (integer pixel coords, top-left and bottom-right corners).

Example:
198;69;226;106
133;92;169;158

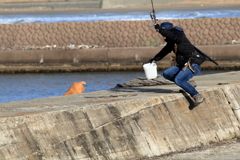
0;71;230;103
0;8;239;24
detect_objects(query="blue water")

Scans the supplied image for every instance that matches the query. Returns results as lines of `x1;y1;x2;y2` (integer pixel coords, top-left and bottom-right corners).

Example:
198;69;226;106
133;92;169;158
0;71;230;103
0;8;239;24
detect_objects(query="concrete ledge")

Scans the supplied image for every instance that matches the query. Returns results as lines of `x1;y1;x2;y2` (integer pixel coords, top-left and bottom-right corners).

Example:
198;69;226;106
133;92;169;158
0;71;240;159
0;45;240;73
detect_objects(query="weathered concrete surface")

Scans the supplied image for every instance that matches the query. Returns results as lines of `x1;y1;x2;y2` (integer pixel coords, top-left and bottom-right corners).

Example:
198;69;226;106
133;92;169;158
0;71;240;159
1;45;240;73
146;138;240;159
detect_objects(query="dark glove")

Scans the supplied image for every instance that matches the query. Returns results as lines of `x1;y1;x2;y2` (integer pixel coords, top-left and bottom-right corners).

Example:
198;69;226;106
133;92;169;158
148;58;155;63
154;24;160;31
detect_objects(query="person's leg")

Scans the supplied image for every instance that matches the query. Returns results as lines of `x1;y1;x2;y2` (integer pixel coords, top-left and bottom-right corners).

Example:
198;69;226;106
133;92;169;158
174;63;201;97
162;66;181;81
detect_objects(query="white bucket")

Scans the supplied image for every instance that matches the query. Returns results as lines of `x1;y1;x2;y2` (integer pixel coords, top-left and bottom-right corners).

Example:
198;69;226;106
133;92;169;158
143;62;158;79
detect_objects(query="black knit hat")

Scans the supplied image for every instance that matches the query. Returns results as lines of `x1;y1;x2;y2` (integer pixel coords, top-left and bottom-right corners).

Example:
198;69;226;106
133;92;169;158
160;22;173;30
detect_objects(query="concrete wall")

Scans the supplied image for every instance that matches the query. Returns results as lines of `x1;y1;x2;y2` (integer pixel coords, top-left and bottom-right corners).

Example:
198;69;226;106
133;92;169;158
1;0;239;11
101;0;196;8
0;83;240;159
1;45;240;73
0;0;90;2
1;0;237;7
0;1;102;10
0;17;239;48
0;17;239;72
101;0;240;8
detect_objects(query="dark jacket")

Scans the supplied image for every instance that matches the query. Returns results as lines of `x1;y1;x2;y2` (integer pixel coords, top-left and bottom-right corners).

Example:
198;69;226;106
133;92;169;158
153;26;205;66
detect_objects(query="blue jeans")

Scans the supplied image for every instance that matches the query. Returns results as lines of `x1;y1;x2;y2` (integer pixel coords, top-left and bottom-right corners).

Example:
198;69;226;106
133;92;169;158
163;63;201;97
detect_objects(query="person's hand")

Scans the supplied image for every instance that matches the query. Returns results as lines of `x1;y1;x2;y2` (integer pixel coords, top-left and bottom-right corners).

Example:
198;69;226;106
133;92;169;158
148;58;155;63
154;24;160;31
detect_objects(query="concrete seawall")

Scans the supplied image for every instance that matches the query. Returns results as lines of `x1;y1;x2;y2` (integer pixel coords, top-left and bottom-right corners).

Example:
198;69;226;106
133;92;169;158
0;17;239;72
0;71;240;159
0;16;239;72
1;45;240;73
1;0;240;9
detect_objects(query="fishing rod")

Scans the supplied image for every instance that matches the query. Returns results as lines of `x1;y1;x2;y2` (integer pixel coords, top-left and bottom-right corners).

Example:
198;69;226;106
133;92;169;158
150;0;157;23
149;0;220;67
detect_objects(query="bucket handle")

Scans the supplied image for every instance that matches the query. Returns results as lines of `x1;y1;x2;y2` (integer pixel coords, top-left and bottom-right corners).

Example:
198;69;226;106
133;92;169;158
142;60;156;66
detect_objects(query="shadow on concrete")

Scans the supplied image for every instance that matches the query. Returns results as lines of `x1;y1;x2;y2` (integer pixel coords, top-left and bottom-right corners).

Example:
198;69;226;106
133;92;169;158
179;90;198;110
113;87;199;110
111;87;177;94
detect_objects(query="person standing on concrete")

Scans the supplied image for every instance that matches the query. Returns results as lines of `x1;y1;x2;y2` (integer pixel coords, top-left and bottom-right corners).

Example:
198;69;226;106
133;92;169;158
148;22;206;104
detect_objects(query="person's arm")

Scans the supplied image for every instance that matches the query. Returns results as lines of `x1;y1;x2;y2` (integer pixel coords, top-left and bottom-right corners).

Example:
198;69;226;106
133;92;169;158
149;43;173;63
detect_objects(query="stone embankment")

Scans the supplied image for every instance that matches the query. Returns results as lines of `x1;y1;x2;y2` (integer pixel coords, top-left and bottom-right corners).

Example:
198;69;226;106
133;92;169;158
0;17;240;72
0;18;239;48
0;71;240;159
